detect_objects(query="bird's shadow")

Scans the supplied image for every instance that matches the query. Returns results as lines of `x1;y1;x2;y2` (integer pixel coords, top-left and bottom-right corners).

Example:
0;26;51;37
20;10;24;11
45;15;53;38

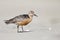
17;30;32;33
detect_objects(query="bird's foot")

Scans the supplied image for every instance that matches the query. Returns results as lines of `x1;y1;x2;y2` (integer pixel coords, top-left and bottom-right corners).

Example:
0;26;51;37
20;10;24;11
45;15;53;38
17;30;30;33
17;31;20;33
17;30;24;33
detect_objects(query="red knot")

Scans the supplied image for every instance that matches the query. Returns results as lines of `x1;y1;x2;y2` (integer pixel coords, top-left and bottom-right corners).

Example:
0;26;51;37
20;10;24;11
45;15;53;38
4;10;38;33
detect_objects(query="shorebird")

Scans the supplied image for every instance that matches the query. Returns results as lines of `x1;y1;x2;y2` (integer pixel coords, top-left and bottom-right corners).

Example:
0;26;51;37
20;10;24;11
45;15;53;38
4;10;38;33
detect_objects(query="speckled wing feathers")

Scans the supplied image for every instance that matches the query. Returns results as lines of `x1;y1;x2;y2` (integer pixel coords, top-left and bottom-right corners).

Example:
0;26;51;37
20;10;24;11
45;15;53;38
8;14;30;23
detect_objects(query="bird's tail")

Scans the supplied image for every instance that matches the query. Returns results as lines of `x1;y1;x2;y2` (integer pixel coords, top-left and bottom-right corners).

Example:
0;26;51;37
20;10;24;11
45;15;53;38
4;20;10;24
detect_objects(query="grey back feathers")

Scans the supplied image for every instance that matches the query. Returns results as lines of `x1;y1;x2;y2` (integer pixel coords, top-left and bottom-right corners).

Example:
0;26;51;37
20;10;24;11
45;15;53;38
5;14;30;24
15;14;29;19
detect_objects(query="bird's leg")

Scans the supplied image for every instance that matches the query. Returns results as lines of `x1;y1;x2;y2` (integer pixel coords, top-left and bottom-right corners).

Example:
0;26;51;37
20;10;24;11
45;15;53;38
17;25;19;33
21;26;24;32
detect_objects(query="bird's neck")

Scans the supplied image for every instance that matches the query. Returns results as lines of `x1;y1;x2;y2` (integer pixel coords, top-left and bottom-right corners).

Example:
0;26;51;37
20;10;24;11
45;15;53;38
28;14;33;19
28;13;34;18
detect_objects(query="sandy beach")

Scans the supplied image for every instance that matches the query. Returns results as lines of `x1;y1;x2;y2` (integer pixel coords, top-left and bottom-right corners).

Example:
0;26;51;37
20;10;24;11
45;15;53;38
0;0;60;40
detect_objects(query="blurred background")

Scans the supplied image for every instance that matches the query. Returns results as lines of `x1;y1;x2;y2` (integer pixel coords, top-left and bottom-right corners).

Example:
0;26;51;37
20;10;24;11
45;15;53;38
0;0;60;40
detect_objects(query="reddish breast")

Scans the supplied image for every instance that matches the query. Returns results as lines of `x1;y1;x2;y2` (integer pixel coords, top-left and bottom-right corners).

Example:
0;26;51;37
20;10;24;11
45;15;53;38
17;18;32;26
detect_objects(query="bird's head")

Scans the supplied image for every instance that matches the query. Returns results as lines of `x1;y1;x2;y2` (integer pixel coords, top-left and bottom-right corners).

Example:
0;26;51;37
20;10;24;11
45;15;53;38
28;10;38;17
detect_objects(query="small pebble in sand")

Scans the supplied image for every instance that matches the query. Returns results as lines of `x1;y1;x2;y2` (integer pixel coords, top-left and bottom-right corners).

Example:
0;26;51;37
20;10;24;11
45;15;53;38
49;27;52;31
